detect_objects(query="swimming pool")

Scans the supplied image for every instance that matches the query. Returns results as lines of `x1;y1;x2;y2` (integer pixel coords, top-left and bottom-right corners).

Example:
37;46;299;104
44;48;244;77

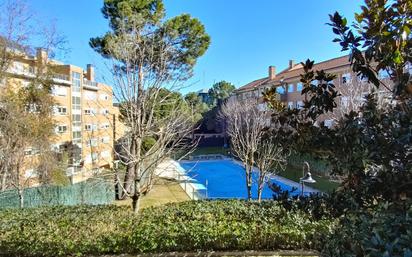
179;159;312;199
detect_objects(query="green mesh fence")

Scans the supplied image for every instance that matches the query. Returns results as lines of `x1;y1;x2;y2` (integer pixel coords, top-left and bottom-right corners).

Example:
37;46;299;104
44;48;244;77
0;178;115;209
288;153;331;176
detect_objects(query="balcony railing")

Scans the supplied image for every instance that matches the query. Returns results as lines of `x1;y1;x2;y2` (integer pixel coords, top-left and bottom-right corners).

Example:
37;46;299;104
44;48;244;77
53;74;70;82
83;79;98;90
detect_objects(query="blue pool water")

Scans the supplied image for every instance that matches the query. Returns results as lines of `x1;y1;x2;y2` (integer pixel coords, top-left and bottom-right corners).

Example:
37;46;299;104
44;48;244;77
180;160;305;199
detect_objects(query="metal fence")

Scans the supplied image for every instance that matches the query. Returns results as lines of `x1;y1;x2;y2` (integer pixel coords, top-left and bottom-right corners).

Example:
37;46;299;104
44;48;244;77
0;178;115;209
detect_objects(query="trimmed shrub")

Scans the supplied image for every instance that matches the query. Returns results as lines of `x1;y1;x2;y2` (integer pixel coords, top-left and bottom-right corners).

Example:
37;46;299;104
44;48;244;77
0;200;334;256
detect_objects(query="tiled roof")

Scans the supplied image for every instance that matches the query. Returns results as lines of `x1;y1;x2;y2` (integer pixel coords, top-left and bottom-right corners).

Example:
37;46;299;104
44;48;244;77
235;77;270;92
271;55;351;84
235;55;351;92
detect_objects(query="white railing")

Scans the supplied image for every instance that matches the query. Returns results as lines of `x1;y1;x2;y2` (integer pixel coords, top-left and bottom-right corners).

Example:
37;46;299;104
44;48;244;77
83;79;98;89
53;74;70;82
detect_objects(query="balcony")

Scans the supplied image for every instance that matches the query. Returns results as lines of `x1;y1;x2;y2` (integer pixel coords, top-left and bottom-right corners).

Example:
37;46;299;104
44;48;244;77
52;74;70;84
83;79;98;90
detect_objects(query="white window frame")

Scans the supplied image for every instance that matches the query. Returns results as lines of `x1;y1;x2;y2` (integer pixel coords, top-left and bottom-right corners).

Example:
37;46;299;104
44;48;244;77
56;125;68;133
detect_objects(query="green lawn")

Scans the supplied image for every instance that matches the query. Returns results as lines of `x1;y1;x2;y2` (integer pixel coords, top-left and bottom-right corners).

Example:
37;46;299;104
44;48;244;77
191;146;229;156
279;165;340;193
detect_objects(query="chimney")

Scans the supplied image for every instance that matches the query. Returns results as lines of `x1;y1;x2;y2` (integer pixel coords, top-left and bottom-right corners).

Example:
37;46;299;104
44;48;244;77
289;60;295;69
36;48;48;66
86;64;95;81
268;66;276;80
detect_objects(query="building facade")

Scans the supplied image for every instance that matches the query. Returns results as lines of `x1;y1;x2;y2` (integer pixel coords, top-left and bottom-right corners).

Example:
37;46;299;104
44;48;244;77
3;48;120;183
232;55;399;127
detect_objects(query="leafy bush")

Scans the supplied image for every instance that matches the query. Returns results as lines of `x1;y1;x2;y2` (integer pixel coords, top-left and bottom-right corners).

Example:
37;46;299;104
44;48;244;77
322;201;412;257
0;200;334;256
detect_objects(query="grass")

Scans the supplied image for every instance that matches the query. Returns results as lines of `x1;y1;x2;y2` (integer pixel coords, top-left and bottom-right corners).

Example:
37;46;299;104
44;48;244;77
115;178;189;209
279;165;340;193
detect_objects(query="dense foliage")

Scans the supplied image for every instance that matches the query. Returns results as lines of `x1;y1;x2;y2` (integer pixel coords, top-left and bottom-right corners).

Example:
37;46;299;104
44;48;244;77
322;202;412;257
0;200;334;256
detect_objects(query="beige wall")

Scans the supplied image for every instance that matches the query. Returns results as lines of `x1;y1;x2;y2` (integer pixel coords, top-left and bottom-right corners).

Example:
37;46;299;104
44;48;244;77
3;49;120;184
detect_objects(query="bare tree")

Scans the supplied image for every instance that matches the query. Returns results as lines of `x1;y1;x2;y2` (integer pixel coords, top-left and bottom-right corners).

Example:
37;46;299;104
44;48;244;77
254;134;287;202
96;16;205;213
220;98;269;200
331;75;392;121
0;0;66;207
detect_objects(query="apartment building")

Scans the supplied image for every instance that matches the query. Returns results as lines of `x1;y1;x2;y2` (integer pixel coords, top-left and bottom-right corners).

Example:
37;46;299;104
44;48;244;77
232;55;401;127
3;48;120;183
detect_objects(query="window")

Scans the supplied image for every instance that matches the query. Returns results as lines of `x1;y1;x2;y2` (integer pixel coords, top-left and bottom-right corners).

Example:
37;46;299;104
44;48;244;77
101;136;110;144
100;108;109;115
99;94;109;101
296;82;303;91
72;114;81;127
11;62;24;73
276;86;285;94
72;131;81;144
86;138;98;147
52;85;67;96
342;73;352;84
54;106;67;115
27;103;39;113
357;74;368;83
72;96;81;110
84;91;97;100
296;101;304;109
24;148;40;156
56;125;67;133
408;62;412;74
84;124;97;131
84;108;96;115
288;101;294;109
287;84;294;93
324;119;333;128
100;123;110;129
72;72;81;92
378;69;390;79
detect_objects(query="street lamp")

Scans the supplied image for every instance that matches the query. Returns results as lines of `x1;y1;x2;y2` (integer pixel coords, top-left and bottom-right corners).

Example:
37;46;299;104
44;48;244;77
300;161;316;196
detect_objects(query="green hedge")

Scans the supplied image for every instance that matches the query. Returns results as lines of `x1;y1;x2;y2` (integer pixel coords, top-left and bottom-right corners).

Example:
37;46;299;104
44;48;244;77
0;200;334;256
0;178;114;209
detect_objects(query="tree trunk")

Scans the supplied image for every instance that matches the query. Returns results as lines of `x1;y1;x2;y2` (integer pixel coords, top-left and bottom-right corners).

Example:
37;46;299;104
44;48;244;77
257;166;264;203
0;171;6;191
18;188;24;208
132;137;143;213
121;138;137;199
245;164;252;200
257;187;262;202
132;179;141;214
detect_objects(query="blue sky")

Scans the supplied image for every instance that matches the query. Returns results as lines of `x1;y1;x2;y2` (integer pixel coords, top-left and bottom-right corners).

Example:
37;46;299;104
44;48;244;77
29;0;361;93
